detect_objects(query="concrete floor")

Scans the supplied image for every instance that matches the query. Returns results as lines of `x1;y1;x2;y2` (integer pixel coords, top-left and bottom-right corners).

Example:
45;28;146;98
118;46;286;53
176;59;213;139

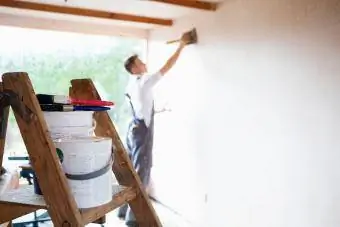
13;201;193;227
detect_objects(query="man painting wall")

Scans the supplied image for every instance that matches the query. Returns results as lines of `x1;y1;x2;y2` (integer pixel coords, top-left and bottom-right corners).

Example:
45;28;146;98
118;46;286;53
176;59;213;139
118;32;191;227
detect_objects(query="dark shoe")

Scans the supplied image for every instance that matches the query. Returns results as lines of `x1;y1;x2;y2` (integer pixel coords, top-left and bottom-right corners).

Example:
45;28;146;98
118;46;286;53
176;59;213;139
117;212;125;220
126;220;139;227
117;204;128;220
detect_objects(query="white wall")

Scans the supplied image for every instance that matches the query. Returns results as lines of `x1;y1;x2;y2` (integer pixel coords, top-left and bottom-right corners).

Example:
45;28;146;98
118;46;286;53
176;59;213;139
148;0;340;226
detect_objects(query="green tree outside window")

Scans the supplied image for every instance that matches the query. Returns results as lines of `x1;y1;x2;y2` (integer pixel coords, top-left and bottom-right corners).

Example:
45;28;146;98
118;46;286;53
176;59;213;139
0;26;146;159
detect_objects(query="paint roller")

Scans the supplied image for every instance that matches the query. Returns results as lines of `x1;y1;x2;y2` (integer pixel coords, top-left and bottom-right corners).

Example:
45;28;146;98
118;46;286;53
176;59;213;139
166;28;198;45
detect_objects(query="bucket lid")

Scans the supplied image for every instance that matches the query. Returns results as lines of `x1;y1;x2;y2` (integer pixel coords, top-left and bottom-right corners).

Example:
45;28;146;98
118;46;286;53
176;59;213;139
53;136;111;143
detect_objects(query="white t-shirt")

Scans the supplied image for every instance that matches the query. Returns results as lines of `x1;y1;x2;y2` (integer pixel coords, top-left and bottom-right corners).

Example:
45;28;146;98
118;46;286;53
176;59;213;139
125;71;163;127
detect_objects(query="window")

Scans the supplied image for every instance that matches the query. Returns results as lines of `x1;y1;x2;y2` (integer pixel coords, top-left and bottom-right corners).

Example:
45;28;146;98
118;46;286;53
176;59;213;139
0;26;147;166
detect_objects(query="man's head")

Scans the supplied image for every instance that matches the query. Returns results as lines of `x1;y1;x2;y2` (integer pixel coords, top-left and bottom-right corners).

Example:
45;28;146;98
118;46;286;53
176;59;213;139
124;55;147;75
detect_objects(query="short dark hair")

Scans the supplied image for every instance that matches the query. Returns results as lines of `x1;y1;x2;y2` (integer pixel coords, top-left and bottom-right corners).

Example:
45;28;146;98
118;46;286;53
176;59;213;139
124;54;138;74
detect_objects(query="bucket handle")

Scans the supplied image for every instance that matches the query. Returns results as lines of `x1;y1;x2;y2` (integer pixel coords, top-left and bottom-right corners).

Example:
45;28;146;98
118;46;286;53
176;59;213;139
65;151;114;181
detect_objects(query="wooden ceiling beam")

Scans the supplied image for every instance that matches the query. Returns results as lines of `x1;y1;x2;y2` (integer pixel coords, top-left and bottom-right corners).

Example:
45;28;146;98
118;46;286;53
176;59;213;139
148;0;218;11
0;0;173;26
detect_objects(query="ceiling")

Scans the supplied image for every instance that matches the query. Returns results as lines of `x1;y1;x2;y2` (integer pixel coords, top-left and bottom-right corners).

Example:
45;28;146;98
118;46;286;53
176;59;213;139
0;0;222;37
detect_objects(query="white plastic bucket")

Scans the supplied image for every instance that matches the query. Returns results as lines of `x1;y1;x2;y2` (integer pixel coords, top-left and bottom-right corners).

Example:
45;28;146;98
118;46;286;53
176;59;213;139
43;111;96;139
43;111;94;128
54;136;113;209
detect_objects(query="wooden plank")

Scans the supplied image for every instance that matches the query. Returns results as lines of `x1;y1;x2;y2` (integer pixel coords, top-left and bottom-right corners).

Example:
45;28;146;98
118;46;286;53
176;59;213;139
2;72;83;227
0;185;46;209
0;83;9;168
0;203;38;224
0;184;135;225
0;1;173;26
70;79;162;227
149;0;218;11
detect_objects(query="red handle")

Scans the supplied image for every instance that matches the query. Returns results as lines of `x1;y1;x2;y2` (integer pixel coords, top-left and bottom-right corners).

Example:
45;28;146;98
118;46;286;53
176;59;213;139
71;99;114;106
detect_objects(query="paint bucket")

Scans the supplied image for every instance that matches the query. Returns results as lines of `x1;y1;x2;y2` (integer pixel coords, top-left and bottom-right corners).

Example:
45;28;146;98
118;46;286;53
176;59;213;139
33;172;43;195
43;111;94;128
53;136;113;209
43;111;96;139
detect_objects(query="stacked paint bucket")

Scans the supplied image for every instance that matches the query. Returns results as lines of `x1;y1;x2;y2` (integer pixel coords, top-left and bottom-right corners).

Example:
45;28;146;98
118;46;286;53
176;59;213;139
36;94;115;209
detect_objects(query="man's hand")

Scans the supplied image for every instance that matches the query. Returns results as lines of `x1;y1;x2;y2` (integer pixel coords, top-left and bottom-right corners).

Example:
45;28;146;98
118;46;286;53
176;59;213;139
180;32;192;46
159;30;190;75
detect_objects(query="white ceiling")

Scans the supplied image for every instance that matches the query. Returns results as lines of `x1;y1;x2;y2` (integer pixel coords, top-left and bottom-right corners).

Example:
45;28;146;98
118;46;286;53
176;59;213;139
0;0;222;37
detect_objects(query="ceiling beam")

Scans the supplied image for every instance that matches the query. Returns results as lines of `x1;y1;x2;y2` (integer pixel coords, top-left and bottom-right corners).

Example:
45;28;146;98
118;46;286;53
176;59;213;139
148;0;218;11
0;13;149;39
0;1;173;26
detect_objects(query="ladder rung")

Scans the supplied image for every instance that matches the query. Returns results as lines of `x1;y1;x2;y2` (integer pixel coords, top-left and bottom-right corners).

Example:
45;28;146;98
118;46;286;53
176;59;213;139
0;185;136;224
80;186;136;225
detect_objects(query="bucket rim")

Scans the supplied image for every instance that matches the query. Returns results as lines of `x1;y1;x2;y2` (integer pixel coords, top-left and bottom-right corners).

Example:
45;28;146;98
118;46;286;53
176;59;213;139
53;136;111;143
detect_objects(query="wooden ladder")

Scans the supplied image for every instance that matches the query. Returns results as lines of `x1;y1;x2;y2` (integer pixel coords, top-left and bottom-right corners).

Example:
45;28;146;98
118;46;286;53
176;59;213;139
0;72;162;227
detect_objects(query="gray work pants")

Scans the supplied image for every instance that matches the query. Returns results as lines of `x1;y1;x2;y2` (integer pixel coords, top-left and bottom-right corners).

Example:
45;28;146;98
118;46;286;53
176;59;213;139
118;117;154;224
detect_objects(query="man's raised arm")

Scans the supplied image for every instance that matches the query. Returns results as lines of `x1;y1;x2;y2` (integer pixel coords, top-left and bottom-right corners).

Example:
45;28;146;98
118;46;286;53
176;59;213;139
159;33;191;75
